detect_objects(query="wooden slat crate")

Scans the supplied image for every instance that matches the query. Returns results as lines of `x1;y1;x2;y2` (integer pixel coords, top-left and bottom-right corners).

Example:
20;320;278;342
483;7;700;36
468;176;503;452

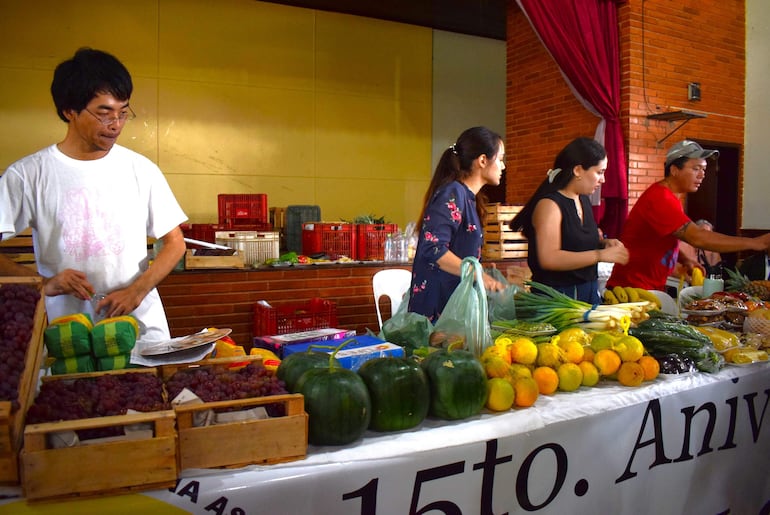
483;205;528;260
484;203;523;223
21;409;178;501
0;229;35;268
184;249;245;269
0;277;47;485
174;393;307;470
162;355;307;470
483;241;529;259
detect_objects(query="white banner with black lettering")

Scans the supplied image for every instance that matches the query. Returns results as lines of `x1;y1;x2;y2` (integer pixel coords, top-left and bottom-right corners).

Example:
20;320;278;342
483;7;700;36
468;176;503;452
2;365;769;514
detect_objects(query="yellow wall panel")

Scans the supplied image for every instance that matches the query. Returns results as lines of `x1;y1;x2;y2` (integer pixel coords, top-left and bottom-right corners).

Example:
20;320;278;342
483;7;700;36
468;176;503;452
315;93;431;182
315;11;432;102
0;0;158;77
156;80;314;177
0;0;433;232
158;0;315;89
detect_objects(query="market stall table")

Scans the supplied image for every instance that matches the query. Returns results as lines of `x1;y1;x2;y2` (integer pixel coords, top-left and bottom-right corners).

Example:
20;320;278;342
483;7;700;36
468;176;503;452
1;363;769;514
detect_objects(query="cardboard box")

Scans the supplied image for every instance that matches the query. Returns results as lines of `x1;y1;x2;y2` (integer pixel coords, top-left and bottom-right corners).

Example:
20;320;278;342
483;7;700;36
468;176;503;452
253;328;356;358
283;335;404;371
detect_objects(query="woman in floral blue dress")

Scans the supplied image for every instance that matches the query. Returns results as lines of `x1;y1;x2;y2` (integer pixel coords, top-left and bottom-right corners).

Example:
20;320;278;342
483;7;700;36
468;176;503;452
408;126;507;322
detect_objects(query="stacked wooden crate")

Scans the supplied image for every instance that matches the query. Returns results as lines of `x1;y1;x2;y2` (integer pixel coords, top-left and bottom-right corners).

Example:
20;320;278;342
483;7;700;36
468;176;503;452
482;204;528;260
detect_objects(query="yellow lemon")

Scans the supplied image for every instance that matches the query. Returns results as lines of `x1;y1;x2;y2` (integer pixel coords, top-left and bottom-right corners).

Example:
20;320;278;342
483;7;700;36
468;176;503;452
507;363;533;383
557;362;583;392
484;356;511;379
613;335;644;362
486;378;515;411
536;342;563;368
578;361;600;387
482;344;511;365
594;348;621;376
557;338;585;364
509;337;538;365
589;332;616;352
558;327;589;346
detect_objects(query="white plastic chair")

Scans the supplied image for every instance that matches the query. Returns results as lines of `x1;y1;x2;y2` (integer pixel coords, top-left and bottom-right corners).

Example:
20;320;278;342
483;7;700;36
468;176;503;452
372;269;412;331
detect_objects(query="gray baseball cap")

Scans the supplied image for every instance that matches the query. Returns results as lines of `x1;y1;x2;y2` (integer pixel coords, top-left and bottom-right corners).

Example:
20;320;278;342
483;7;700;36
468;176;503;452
665;140;719;166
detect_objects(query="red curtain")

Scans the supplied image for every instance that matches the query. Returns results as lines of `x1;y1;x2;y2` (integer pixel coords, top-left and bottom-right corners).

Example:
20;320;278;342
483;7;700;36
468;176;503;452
517;0;628;238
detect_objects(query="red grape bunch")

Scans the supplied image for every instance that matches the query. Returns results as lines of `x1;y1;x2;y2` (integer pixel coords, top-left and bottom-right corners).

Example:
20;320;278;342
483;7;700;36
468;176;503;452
0;283;41;411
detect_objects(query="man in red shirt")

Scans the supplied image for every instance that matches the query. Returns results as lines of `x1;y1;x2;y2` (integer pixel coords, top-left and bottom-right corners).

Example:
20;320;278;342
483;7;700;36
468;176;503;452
608;140;770;291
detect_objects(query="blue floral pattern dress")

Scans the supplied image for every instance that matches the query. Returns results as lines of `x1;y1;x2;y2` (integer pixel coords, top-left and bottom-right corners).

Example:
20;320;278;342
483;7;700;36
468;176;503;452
408;181;483;322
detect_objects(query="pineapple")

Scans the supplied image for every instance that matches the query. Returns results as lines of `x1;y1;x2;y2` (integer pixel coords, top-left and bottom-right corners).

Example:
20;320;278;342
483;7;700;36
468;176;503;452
724;267;770;300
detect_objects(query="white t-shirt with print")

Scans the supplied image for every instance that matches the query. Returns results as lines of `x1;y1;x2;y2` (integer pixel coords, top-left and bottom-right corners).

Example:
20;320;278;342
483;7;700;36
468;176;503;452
0;144;187;360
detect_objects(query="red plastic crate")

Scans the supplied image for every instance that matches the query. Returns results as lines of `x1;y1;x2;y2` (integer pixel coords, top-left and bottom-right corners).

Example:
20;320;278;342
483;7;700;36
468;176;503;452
253;298;338;337
218;194;268;227
301;222;357;259
355;223;399;261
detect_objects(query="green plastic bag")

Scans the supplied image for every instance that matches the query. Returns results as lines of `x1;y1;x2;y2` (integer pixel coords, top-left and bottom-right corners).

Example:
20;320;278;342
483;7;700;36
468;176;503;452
379;288;432;356
431;257;491;357
484;266;518;323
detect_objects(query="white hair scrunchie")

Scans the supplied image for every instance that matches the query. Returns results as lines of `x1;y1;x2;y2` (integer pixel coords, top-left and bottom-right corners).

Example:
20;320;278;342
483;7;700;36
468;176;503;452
546;168;562;183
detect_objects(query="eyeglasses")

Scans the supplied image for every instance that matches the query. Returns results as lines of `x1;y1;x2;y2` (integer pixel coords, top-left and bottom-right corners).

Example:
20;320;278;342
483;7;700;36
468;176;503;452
82;105;136;125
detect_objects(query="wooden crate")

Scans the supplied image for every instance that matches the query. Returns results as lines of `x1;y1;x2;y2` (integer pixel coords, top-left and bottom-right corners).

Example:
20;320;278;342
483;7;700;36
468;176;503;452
484;203;523;223
483;241;529;260
174;393;307;470
0;229;35;268
162;354;306;470
21;410;177;501
0;277;47;485
184;249;245;269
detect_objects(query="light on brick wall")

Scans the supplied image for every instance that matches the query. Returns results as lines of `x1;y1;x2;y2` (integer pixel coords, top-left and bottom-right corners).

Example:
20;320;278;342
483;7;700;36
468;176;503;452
688;82;701;101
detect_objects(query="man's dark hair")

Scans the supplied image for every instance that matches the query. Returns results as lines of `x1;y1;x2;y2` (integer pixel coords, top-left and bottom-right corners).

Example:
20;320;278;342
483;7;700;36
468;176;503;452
50;48;133;122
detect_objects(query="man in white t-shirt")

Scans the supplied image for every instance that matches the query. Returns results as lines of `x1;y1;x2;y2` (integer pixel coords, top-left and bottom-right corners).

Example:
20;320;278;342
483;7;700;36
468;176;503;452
0;48;187;359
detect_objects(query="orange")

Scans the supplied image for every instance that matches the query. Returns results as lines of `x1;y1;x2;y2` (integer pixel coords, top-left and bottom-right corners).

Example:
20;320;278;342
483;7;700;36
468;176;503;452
509;337;538;365
557;339;585;364
513;376;539;408
617;361;645;387
594;348;621;376
532;366;559;395
557;362;583;392
637;355;660;381
581;347;595;363
578;361;600;387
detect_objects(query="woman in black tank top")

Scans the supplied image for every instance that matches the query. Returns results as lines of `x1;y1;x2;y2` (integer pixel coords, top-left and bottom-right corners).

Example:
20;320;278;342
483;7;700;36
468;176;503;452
510;138;629;304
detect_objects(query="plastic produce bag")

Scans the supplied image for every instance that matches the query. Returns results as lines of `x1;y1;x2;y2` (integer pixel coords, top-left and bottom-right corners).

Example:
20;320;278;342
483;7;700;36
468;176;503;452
379;289;433;356
430;257;492;357
484;266;518;323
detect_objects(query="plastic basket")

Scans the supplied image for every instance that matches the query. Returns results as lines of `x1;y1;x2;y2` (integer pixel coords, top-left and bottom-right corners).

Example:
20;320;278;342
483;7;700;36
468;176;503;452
285;205;321;253
302;222;357;259
218;194;268;227
253;298;338;337
355;223;399;261
215;231;280;265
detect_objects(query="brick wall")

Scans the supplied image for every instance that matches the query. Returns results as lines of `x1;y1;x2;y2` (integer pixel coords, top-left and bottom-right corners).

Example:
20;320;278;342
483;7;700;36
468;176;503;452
157;260;530;349
506;0;745;215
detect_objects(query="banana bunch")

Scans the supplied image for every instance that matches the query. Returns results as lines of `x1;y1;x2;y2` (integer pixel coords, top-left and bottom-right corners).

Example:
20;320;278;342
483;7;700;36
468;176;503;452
603;286;661;309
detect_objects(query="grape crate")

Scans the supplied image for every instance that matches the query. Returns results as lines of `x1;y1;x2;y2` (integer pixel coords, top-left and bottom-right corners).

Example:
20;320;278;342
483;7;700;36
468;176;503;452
482;204;528;260
0;277;46;485
163;355;308;470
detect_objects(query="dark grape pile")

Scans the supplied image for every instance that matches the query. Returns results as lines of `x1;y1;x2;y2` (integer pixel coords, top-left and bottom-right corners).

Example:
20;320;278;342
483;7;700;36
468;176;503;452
0;283;41;412
26;373;168;440
166;363;288;416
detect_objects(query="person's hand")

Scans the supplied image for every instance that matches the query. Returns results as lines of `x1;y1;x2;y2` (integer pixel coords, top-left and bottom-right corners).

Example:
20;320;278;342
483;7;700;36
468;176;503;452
482;272;505;293
93;285;145;319
43;269;94;300
599;246;629;265
602;238;625;248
